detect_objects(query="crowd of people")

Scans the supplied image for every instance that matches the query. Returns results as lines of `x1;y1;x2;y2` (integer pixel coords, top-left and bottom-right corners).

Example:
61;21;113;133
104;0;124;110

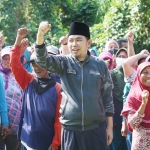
0;20;150;150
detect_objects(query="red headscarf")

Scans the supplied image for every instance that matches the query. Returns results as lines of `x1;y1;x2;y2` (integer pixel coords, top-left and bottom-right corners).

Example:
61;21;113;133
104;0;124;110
99;51;113;70
121;62;150;131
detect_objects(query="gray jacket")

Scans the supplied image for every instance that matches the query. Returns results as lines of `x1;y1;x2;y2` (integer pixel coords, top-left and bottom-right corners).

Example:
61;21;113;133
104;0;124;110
35;44;114;131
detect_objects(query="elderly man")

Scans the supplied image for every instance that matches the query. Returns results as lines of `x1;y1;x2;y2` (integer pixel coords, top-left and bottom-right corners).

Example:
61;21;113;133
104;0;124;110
10;28;62;150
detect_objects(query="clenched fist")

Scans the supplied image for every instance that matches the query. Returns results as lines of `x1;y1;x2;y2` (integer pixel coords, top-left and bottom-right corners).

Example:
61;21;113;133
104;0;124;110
37;21;51;36
125;31;134;42
141;90;149;105
17;28;29;39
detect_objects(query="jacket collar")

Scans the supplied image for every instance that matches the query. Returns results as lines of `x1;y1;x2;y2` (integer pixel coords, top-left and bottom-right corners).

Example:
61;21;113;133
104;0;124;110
71;50;91;64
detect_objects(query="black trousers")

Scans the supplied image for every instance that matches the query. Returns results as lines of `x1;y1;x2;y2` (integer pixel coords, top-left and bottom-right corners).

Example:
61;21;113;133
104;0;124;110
62;122;107;150
0;134;21;150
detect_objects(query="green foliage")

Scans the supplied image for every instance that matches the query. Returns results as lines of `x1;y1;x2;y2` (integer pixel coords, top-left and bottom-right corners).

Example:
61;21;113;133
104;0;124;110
0;0;99;47
91;0;150;53
60;0;99;27
1;0;150;54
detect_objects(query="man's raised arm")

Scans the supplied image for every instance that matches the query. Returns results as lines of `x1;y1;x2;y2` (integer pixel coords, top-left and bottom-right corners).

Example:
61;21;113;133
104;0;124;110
35;21;64;75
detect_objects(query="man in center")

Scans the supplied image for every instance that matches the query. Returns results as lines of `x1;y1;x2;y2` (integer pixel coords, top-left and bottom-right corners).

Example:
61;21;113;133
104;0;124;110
35;21;114;150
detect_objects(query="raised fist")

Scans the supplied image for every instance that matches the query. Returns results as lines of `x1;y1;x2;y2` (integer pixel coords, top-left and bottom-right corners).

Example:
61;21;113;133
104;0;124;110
141;90;149;105
21;38;29;56
38;21;51;35
140;49;150;58
17;28;29;39
125;31;134;42
59;34;68;45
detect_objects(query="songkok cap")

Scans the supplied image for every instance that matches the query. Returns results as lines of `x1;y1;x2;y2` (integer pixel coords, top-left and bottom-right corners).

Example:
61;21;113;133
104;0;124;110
68;21;90;39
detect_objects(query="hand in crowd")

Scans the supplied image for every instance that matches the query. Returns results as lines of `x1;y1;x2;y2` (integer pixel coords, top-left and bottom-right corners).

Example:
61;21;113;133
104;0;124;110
21;38;29;56
1;126;9;139
125;31;134;42
121;120;128;137
141;90;149;105
140;49;150;58
17;28;29;39
38;21;51;36
15;28;29;46
112;54;116;68
59;34;68;45
106;128;113;145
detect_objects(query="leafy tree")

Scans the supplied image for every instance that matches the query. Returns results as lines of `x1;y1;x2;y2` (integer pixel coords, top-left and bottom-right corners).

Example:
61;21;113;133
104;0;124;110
1;0;150;54
91;0;150;53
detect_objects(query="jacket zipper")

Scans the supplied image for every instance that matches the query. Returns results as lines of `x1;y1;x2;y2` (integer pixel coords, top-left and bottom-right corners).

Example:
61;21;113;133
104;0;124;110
80;64;84;131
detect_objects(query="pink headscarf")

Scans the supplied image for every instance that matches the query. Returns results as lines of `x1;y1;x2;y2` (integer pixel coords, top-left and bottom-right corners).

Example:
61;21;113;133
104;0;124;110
99;51;113;70
105;39;119;51
121;62;150;132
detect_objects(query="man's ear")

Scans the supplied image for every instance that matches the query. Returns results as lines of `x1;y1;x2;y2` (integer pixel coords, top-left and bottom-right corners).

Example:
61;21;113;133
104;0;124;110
87;39;92;47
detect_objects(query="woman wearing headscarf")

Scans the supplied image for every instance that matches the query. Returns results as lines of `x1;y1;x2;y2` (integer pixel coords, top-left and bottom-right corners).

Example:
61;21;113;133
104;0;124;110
89;48;98;56
104;39;119;69
105;39;119;52
121;62;150;150
99;51;113;70
22;49;33;73
0;46;22;150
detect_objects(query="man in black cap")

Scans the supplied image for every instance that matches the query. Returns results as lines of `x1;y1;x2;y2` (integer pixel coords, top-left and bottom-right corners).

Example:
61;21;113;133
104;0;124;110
35;21;114;150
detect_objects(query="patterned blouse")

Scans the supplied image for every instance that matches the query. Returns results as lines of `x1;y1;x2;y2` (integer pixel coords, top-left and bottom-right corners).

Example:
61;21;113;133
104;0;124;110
124;69;137;84
0;71;22;134
128;112;150;150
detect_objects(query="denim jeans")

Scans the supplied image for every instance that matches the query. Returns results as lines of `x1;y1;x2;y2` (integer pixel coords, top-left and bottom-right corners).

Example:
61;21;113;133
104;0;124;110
126;132;132;150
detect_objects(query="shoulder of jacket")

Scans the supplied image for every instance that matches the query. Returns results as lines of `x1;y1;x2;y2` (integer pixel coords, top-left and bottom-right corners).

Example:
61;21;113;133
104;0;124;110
110;68;118;74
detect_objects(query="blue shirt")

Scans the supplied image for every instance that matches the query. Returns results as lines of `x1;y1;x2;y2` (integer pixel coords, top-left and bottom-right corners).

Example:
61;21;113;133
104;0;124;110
0;74;8;126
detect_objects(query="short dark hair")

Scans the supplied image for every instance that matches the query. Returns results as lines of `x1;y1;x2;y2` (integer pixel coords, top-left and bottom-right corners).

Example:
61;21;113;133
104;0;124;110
117;39;127;48
137;58;146;65
85;37;90;41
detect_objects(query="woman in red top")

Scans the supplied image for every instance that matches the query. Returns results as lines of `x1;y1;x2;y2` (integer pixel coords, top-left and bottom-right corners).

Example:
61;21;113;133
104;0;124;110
121;62;150;150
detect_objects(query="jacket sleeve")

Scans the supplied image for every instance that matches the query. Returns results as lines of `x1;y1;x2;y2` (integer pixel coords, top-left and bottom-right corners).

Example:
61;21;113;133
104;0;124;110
51;83;62;149
10;45;34;90
101;62;114;116
35;43;64;76
0;74;8;126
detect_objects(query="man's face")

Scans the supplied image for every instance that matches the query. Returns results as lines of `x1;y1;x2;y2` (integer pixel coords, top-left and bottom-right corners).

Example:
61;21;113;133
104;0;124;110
68;35;91;61
31;62;48;78
2;54;10;69
121;42;128;49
